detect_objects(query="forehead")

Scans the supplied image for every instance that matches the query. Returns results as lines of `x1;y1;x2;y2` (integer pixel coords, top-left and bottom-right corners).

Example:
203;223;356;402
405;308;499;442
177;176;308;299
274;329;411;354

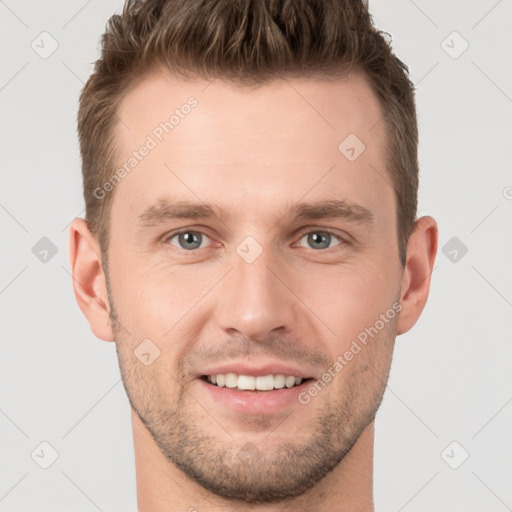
110;70;392;229
115;69;385;155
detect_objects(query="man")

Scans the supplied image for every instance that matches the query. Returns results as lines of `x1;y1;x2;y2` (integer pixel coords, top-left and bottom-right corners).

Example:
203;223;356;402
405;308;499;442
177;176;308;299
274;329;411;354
69;0;438;509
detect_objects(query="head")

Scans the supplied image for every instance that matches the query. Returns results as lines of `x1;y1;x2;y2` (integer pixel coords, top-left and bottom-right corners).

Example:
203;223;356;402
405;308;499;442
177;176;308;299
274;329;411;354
70;0;437;504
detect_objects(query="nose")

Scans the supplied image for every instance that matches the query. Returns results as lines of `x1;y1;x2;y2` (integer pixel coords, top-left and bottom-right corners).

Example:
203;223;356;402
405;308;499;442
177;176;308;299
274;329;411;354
214;242;298;342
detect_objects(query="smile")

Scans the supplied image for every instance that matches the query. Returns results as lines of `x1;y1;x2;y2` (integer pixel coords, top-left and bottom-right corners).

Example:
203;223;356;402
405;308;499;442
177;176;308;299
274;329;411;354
203;373;308;391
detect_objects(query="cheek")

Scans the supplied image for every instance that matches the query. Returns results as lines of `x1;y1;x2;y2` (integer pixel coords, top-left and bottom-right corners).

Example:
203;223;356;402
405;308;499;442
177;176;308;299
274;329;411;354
298;261;399;350
109;261;216;364
109;258;189;324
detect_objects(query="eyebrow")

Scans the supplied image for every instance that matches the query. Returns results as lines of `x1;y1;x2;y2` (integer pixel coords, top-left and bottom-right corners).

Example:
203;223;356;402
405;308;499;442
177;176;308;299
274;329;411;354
137;199;224;227
136;197;374;227
293;199;374;224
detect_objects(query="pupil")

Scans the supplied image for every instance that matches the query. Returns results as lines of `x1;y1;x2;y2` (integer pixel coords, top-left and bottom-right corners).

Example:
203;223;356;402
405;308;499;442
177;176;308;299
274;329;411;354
180;232;200;249
309;232;329;249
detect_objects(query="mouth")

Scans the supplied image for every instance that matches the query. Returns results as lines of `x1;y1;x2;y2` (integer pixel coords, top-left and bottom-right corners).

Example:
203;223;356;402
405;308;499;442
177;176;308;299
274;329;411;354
197;362;317;414
201;373;313;392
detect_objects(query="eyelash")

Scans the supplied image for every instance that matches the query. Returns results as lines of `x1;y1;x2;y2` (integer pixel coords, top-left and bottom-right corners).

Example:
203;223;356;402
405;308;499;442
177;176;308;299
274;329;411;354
161;228;350;253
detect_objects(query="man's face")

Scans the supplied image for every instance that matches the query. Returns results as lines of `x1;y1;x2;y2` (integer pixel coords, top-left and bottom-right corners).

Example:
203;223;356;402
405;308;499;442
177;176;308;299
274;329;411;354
106;70;403;502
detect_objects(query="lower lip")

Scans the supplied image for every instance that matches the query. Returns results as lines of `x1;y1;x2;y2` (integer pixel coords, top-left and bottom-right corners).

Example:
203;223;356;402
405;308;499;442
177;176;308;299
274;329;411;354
198;378;311;415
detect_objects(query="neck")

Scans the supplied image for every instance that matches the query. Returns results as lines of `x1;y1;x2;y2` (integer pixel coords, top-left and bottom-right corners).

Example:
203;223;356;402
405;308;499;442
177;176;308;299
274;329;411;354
133;409;375;512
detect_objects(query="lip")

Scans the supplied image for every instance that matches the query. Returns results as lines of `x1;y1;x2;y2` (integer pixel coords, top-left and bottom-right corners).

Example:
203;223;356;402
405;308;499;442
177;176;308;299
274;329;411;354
196;361;314;379
198;376;311;414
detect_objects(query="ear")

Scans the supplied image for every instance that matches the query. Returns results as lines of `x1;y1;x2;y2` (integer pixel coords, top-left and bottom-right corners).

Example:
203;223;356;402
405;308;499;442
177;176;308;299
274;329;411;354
397;216;438;335
68;218;115;342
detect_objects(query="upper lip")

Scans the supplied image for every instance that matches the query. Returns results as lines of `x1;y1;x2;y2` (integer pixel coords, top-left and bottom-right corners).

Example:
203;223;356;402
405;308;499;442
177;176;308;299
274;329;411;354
197;360;313;379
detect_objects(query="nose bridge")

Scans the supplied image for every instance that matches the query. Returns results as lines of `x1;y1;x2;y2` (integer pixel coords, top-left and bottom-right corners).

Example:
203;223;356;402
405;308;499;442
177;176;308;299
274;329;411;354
216;237;296;340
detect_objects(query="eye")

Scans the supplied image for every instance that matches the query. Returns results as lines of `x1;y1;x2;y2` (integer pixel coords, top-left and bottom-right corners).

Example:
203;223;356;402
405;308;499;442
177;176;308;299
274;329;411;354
167;231;210;250
297;231;344;250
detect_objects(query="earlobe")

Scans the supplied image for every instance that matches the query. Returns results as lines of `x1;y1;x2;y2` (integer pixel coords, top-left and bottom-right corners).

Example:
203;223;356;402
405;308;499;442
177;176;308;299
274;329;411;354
68;218;115;342
396;216;438;335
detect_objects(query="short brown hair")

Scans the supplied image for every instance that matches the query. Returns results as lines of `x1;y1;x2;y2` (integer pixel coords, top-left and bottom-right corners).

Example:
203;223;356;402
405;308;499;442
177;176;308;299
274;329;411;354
78;0;418;267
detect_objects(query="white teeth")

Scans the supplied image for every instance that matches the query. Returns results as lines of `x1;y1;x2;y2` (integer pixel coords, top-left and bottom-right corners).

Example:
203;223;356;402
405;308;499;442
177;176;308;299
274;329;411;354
285;376;296;388
273;374;285;389
255;375;274;391
205;373;304;391
237;375;256;390
225;373;238;388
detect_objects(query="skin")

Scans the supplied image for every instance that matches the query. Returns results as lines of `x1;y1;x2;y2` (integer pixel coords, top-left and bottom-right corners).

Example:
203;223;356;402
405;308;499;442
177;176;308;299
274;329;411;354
69;68;438;511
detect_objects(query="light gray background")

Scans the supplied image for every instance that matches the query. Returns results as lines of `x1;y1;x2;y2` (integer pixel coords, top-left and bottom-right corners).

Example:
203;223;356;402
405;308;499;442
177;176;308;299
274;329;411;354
1;1;511;511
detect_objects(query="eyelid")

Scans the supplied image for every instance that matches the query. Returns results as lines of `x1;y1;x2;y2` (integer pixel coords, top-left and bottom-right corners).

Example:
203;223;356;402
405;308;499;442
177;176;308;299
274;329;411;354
293;226;351;246
161;227;216;248
160;226;351;252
